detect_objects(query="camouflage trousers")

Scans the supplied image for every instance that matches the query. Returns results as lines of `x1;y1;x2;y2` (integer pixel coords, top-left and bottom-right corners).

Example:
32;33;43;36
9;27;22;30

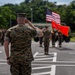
43;38;50;53
52;33;56;46
10;62;31;75
39;37;43;45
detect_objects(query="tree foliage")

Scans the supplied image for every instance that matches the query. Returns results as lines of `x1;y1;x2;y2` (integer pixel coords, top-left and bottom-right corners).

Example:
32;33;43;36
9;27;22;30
0;0;75;30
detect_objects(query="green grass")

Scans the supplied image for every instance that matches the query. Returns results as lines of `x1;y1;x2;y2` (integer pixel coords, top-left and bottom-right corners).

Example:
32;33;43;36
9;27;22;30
71;37;75;42
70;32;75;42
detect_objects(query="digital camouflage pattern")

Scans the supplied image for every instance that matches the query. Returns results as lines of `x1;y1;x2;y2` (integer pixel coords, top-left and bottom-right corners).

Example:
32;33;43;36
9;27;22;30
10;62;31;75
5;25;37;75
5;25;37;64
43;30;51;54
43;30;51;39
58;32;63;47
51;30;58;47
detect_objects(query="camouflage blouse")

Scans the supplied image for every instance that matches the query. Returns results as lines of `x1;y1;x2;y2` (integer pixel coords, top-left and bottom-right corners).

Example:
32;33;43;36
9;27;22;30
4;25;37;64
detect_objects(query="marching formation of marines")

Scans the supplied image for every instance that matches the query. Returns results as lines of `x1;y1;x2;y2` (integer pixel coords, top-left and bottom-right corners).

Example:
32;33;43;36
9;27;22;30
34;25;70;55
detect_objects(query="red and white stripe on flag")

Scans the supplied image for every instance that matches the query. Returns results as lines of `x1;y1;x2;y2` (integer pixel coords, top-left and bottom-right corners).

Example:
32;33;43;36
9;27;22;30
46;14;54;22
52;12;60;24
46;9;61;24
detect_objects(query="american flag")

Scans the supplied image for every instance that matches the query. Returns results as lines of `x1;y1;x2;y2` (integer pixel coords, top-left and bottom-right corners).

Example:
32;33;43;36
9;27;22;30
46;9;61;24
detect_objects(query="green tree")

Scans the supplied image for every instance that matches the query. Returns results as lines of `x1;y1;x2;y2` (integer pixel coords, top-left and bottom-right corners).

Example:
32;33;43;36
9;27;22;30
0;0;75;30
0;6;16;28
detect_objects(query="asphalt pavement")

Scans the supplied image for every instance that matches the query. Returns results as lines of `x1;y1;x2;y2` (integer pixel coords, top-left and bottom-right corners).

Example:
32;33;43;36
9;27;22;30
0;41;75;75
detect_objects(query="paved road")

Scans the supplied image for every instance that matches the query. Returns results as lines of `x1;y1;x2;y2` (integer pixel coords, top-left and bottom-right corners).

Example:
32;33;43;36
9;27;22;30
0;41;75;75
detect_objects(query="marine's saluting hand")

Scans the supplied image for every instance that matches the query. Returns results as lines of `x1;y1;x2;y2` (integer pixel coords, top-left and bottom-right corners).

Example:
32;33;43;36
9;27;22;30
25;18;43;37
35;27;43;37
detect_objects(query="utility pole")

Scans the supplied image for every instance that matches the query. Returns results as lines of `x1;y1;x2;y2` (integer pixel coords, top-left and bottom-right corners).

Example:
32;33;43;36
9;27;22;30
31;8;33;23
46;0;48;6
45;0;48;7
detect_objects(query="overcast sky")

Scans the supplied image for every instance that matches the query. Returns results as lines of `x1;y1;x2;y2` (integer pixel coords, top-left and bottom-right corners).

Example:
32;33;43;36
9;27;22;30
0;0;73;6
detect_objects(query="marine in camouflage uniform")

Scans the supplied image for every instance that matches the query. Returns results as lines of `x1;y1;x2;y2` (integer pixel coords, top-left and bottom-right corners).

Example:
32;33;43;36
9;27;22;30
51;29;58;47
58;31;63;47
43;26;51;55
51;29;63;48
51;31;56;47
4;13;42;75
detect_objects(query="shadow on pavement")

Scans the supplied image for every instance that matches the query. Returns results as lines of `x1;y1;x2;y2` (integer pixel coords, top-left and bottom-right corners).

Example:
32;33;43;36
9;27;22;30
55;47;73;51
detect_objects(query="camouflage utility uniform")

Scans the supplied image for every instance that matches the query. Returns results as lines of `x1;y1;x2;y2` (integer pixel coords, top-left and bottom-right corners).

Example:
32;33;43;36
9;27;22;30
51;31;56;47
51;30;58;47
43;30;51;54
4;25;37;75
58;32;63;47
39;36;43;47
